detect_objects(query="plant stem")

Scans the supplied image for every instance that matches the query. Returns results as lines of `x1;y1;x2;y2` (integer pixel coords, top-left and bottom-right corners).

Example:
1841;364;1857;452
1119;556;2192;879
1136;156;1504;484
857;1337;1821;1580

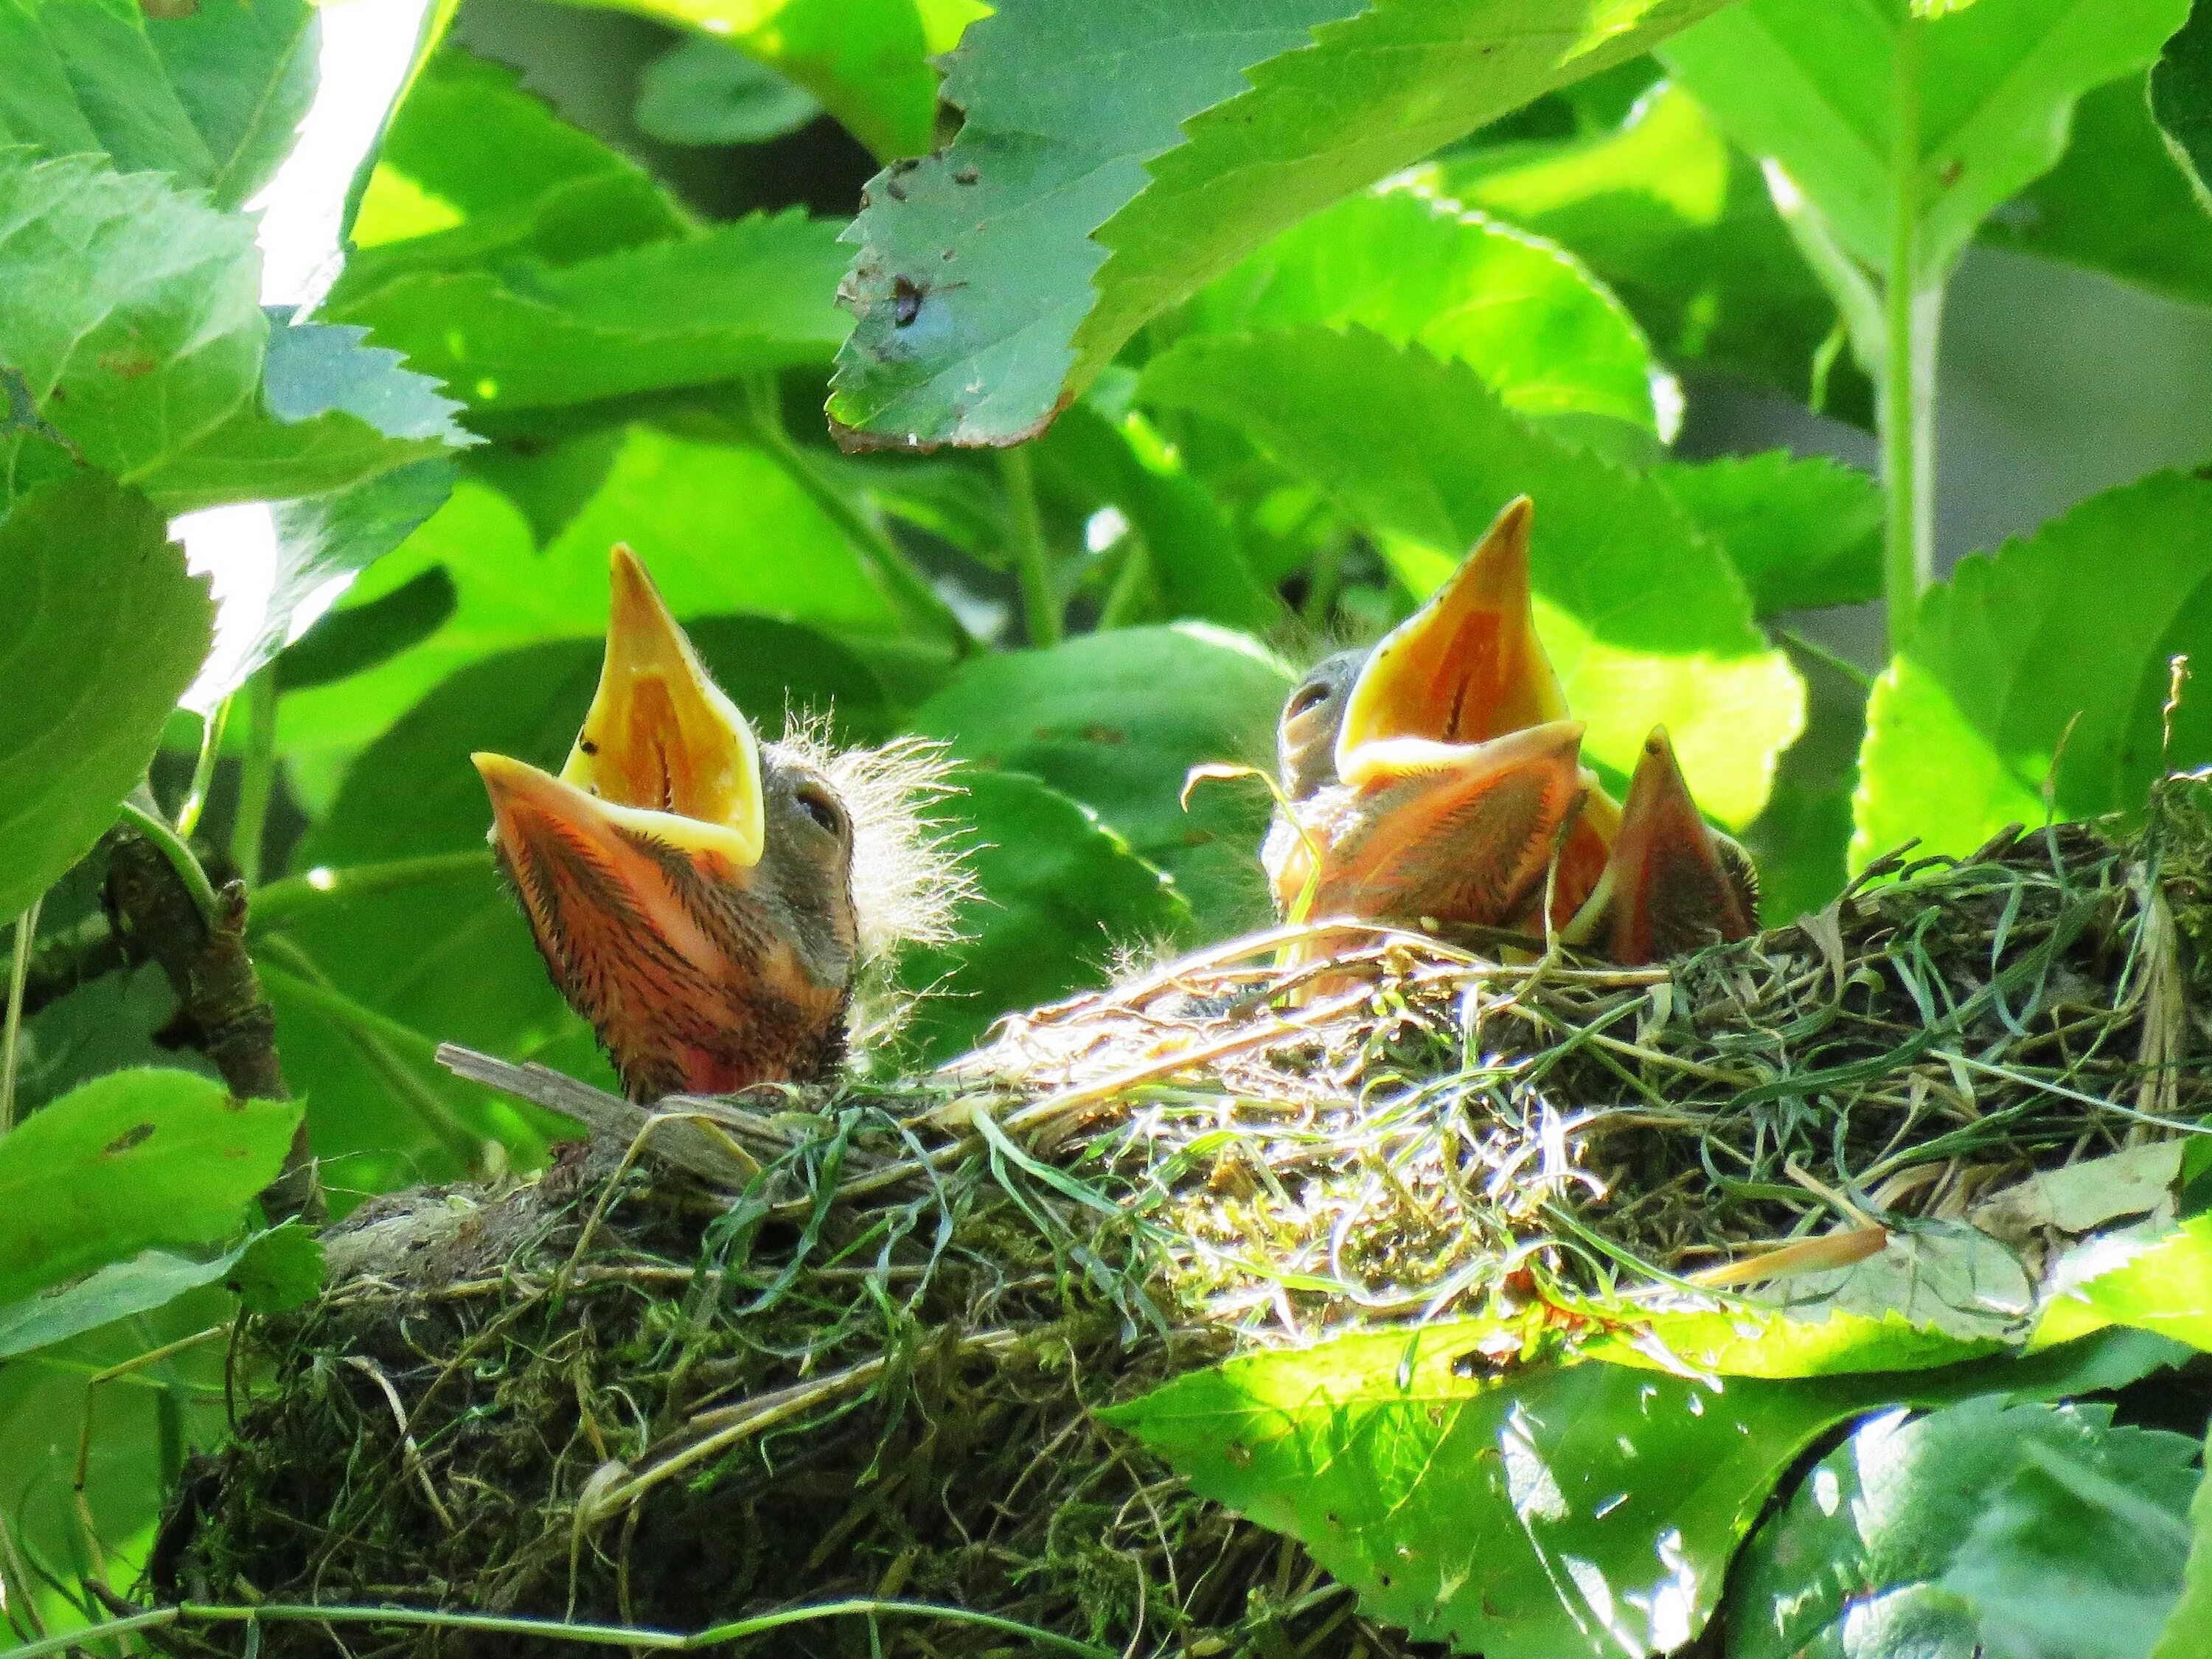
741;379;978;656
1;897;41;1135
230;668;279;886
997;445;1061;647
1880;14;1938;656
252;849;495;931
175;695;232;840
115;801;220;923
254;939;487;1175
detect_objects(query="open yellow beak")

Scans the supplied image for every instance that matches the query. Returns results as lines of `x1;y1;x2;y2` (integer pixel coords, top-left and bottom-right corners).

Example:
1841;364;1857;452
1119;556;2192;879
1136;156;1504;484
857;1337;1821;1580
515;543;766;869
1334;495;1571;776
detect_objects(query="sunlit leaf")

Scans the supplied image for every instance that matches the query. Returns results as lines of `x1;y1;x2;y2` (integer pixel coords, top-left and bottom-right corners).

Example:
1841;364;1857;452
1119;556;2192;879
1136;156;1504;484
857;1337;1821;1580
0;473;212;920
1854;470;2212;865
0;0;318;210
0;1068;298;1306
1140;327;1802;826
1662;0;2189;290
1650;451;1882;618
2152;0;2212;209
912;623;1295;937
2033;1213;2212;1354
1179;184;1660;437
1729;1398;2200;1659
827;0;1736;448
898;769;1189;1060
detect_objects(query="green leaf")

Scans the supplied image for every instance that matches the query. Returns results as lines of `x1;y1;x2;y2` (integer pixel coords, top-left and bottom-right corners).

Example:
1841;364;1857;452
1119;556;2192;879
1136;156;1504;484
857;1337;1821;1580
2152;0;2212;209
0;1221;320;1361
1112;1320;1900;1659
1179;185;1660;437
276;561;458;693
1441;81;1863;419
1661;0;2190;290
328;210;850;414
1729;1397;2200;1659
276;430;904;768
0;1068;299;1306
1739;643;1867;925
911;624;1295;938
1988;76;2212;307
2150;1420;2212;1659
0;473;212;919
1649;452;1882;618
0;0;318;210
1854;470;2212;865
898;769;1189;1060
559;0;946;160
270;623;890;1194
153;316;475;514
1140;327;1802;827
345;47;686;281
636;36;822;146
827;0;1736;448
2034;1214;2212;1354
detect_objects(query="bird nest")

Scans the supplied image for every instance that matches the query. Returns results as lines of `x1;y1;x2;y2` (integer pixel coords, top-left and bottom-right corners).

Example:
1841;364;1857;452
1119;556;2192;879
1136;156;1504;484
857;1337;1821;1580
149;782;2212;1657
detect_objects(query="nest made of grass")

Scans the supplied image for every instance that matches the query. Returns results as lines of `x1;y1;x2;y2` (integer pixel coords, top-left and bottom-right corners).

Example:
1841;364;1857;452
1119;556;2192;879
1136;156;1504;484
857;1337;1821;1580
153;783;2212;1657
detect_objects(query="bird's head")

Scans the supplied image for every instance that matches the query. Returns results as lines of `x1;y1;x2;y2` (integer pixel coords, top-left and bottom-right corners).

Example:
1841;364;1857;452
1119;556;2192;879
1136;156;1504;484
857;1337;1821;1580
473;547;954;1102
1265;496;1601;930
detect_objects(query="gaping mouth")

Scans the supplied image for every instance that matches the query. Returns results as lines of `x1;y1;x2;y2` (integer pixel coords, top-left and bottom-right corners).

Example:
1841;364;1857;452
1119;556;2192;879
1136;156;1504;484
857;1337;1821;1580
1333;494;1570;780
473;545;765;874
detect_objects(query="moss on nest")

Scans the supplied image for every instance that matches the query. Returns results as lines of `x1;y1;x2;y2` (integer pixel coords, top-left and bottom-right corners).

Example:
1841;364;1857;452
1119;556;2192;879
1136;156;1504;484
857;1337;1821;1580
153;786;2212;1656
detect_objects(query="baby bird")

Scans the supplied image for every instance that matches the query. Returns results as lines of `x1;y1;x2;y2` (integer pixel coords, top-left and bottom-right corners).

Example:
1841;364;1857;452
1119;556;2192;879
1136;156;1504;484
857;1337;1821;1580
1265;495;1756;962
473;547;952;1101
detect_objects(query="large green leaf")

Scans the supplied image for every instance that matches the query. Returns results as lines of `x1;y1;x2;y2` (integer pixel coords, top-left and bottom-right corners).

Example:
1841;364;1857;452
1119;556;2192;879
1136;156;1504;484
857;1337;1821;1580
268;623;891;1197
1439;81;1859;420
0;152;469;513
636;37;822;147
0;0;318;210
1854;470;2212;864
1650;451;1883;618
2152;1420;2212;1659
1140;328;1802;827
555;0;973;161
1661;0;2188;290
0;1223;321;1362
1729;1398;2201;1659
1178;184;1660;437
344;46;686;282
898;769;1189;1060
827;0;1736;448
0;1068;298;1306
1988;76;2212;307
911;624;1295;937
276;430;904;769
0;474;212;919
2034;1214;2212;1354
2152;0;2212;208
327;210;851;415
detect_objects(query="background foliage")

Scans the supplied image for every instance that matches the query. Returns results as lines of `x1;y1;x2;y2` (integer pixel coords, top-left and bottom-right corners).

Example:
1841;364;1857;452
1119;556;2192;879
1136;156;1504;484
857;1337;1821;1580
7;0;2212;1652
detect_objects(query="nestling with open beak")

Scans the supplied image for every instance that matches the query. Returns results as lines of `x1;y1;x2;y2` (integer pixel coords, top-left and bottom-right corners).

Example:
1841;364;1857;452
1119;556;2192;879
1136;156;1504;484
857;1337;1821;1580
1265;495;1757;963
473;547;956;1102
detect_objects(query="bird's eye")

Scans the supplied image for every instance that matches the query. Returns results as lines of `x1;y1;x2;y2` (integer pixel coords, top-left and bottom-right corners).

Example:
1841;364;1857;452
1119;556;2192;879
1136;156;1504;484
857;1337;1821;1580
1285;680;1333;720
795;786;845;836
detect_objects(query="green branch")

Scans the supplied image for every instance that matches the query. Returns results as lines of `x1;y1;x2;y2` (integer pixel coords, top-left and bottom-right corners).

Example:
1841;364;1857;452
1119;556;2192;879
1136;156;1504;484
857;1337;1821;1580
998;445;1062;646
252;849;495;930
1880;15;1938;655
231;667;279;886
114;801;220;923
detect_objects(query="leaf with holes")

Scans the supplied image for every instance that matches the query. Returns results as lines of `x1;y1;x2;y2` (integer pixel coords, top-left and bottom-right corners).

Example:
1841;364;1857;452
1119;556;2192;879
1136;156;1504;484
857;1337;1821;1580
827;0;1736;448
1854;470;2212;864
0;1068;299;1307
